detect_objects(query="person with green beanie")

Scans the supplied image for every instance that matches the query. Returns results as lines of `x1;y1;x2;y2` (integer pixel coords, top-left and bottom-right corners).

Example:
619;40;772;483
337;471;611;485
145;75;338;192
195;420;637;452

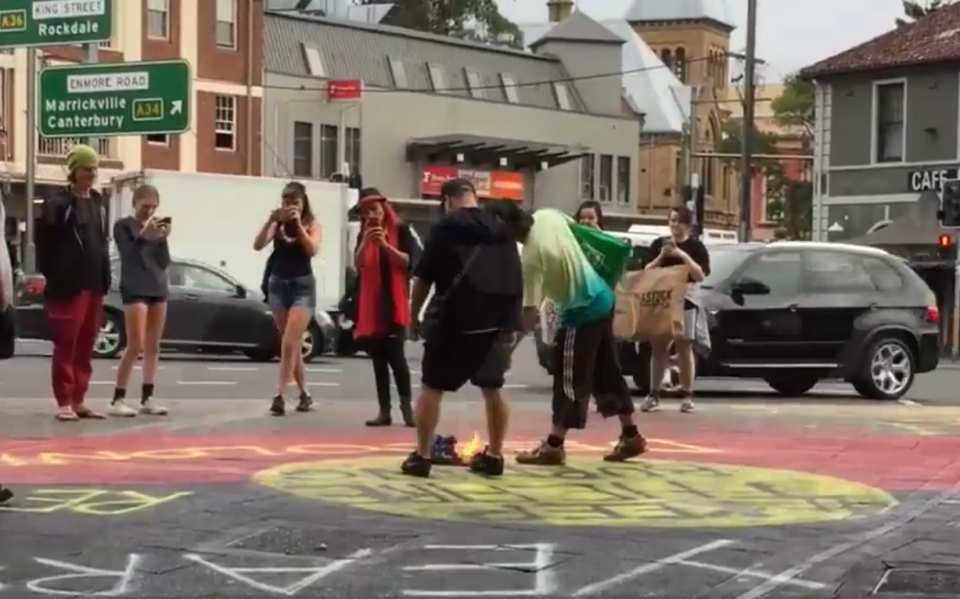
36;143;112;421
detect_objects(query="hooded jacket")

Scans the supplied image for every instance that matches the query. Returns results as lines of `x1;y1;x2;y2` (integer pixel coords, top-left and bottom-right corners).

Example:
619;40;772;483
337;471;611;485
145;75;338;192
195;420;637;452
37;187;111;299
414;206;522;334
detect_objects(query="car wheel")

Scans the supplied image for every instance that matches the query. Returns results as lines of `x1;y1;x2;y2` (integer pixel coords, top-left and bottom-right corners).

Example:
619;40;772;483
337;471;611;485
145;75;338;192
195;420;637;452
301;325;322;363
764;375;819;397
855;337;916;400
94;310;125;359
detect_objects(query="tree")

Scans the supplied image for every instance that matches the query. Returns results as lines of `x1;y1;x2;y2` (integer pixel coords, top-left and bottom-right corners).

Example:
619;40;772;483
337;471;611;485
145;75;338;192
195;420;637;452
770;74;815;137
363;0;522;48
897;0;953;26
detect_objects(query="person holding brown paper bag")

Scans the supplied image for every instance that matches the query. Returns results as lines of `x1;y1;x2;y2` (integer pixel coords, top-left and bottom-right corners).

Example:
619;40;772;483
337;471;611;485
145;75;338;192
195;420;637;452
640;205;710;413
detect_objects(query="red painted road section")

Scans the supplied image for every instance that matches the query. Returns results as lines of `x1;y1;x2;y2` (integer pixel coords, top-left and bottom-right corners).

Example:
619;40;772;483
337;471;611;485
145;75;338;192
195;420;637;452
2;425;959;491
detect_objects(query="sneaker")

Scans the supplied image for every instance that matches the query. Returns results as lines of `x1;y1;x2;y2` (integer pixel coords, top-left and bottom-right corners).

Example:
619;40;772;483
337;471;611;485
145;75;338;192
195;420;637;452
469;447;504;477
400;451;431;478
270;395;286;416
639;394;660;412
603;434;648;462
0;486;12;504
139;399;168;416
515;441;567;466
295;393;313;413
109;400;138;418
680;398;695;413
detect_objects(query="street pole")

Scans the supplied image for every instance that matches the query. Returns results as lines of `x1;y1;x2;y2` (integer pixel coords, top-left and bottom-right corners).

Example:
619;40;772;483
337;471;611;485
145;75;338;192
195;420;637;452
83;43;99;150
24;48;37;274
738;0;758;243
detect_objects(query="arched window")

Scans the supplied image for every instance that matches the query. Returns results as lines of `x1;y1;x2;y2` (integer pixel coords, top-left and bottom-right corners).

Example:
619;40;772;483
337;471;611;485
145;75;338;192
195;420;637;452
660;48;673;71
674;47;686;82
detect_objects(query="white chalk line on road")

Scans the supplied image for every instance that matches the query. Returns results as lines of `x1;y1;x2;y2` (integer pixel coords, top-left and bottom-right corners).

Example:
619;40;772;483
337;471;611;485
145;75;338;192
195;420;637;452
88;380;341;387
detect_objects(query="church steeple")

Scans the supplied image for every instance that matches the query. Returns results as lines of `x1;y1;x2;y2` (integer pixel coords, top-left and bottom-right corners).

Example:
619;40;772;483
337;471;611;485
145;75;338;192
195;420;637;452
625;0;735;32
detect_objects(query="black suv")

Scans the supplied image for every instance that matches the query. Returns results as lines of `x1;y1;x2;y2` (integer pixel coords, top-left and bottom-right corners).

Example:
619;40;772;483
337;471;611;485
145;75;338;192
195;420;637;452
537;241;941;400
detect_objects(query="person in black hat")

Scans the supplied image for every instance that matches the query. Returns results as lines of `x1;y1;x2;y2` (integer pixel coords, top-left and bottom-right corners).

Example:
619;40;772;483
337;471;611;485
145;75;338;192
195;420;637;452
401;179;523;478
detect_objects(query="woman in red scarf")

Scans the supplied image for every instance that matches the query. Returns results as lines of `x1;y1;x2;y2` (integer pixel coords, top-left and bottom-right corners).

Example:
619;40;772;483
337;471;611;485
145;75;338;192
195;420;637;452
355;194;419;427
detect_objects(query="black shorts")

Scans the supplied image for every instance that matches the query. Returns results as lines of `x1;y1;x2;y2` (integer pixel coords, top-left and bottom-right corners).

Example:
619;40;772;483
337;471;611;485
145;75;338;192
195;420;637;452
552;315;633;430
121;293;166;306
421;330;508;392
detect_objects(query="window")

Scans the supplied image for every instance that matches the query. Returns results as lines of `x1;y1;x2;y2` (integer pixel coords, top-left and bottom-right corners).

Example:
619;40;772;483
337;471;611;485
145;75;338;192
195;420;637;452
660;48;672;71
303;45;326;77
736;251;803;296
803;251;876;292
465;69;485;99
215;0;237;49
214;95;235;151
701;248;753;289
293;121;313;178
616;156;630;204
170;264;237;295
598;155;613;202
147;0;169;39
428;64;446;92
345;127;361;174
553;82;572;110
580;155;595;199
863;257;904;291
874;81;905;163
320;124;338;178
501;73;520;103
388;58;408;88
674;47;686;82
146;133;168;145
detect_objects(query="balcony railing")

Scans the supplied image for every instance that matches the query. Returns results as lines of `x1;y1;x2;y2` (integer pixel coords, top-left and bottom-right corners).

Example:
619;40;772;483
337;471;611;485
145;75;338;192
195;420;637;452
38;137;113;159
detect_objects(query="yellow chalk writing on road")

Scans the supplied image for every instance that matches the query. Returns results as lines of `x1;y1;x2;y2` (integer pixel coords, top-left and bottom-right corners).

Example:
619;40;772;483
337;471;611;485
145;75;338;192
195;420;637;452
0;489;193;515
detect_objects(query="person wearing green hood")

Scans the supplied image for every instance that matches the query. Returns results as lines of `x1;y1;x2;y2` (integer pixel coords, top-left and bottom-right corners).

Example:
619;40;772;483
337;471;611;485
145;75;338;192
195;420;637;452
37;144;112;422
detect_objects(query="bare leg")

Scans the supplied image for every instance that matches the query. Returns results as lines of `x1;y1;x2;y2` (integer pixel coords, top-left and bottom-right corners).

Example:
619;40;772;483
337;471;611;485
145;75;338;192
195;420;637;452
414;385;443;457
480;388;510;457
142;302;167;386
115;303;146;394
281;307;313;397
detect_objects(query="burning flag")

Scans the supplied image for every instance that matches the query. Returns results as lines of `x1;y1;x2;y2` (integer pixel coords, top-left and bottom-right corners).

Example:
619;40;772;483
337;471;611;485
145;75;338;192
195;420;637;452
430;432;483;466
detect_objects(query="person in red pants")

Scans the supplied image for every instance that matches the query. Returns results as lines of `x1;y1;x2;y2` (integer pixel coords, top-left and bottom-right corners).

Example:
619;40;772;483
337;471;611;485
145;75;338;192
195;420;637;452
37;144;112;422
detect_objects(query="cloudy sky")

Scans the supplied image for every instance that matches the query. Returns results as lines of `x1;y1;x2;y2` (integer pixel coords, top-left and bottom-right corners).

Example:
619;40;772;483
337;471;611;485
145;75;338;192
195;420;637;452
498;0;907;80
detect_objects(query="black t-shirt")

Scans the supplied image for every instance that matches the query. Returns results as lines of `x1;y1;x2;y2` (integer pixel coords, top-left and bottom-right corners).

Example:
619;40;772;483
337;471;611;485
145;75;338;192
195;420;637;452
73;194;107;293
650;236;711;282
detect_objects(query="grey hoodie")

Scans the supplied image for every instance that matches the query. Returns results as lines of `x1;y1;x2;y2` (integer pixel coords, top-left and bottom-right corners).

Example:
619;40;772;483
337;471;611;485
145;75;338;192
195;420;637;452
113;216;171;299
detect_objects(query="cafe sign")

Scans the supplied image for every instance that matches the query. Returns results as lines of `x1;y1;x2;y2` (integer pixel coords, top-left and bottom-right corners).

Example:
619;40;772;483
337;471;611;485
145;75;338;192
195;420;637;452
909;167;958;192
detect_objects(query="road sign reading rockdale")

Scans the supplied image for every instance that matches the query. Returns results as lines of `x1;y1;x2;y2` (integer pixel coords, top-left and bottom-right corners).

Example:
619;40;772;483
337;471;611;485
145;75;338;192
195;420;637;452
39;60;191;138
0;0;112;48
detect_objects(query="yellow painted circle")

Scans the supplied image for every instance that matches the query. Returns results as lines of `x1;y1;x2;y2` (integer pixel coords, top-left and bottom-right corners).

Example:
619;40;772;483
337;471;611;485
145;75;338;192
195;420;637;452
253;457;896;528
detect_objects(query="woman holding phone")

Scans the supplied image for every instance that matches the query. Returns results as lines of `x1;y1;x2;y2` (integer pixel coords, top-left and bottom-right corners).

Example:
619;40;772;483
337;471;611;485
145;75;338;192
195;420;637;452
640;204;710;413
254;182;322;416
110;184;171;417
354;193;418;427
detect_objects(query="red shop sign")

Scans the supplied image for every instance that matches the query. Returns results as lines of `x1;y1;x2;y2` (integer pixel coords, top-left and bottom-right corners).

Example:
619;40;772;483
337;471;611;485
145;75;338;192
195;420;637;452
421;165;459;195
327;79;363;102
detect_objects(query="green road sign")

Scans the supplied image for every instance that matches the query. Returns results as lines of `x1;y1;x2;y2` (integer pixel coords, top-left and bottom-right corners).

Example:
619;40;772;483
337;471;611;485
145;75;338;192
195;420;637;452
39;60;191;138
0;0;112;48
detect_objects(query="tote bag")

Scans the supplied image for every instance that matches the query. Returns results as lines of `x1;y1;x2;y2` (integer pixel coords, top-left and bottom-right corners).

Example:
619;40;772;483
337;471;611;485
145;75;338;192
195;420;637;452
568;223;632;288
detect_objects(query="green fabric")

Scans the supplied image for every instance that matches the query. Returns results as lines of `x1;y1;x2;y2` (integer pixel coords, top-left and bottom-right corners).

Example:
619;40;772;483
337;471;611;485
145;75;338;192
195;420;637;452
568;222;632;287
66;144;99;173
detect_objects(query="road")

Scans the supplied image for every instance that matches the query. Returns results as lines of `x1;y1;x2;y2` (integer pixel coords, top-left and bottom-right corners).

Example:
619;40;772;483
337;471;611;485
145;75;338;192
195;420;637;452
0;339;959;598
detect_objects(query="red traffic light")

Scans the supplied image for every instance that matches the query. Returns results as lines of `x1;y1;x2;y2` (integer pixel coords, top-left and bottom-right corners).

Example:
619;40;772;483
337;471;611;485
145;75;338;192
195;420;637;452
939;234;952;248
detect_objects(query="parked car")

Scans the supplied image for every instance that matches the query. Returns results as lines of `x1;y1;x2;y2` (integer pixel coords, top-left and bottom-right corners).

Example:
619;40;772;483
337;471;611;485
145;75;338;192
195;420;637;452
16;257;336;361
538;241;940;400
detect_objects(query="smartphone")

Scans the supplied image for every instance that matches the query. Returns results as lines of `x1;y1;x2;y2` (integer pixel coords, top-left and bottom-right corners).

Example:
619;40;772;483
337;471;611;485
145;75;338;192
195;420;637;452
156;217;172;227
663;238;676;249
365;216;379;229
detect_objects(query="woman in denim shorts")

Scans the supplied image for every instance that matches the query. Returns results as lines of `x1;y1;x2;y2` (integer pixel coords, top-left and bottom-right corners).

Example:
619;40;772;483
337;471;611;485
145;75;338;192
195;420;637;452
253;182;322;415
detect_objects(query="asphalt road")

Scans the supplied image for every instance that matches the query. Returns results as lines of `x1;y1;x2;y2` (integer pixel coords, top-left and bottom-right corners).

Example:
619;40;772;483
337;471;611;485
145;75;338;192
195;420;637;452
4;338;960;406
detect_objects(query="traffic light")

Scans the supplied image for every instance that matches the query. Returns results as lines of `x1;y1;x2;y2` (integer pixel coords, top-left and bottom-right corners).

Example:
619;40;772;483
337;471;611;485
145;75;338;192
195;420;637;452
938;233;956;261
938;180;960;227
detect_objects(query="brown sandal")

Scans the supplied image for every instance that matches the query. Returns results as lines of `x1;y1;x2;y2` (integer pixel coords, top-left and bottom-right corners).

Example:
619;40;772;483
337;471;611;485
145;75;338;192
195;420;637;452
74;406;105;420
56;411;79;422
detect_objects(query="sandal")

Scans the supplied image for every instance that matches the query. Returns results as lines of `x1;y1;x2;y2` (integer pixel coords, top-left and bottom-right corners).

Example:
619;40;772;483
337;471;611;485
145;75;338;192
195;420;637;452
56;410;79;422
74;406;105;420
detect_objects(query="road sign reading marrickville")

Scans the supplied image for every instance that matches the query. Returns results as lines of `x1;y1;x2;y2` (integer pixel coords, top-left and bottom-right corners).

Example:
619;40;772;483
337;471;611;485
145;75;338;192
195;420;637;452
39;60;191;138
0;0;112;48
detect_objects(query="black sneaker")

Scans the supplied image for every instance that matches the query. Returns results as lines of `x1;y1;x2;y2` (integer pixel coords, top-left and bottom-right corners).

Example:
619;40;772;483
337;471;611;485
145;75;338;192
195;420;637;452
400;451;431;478
295;392;313;413
468;447;504;477
270;395;285;416
0;486;12;504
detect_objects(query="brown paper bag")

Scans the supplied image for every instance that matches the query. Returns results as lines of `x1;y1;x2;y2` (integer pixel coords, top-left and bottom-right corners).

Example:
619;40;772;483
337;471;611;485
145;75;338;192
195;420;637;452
612;266;689;341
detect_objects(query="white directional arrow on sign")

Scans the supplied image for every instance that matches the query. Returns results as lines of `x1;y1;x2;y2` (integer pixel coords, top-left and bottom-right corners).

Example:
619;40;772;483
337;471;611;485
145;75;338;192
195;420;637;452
171;101;182;115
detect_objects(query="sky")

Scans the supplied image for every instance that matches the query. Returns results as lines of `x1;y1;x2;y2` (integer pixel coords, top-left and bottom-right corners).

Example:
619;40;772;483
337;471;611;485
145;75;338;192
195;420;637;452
498;0;908;81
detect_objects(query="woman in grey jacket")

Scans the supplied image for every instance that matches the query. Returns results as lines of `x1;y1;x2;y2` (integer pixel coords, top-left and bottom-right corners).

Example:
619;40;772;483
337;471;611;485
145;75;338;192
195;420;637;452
109;185;171;417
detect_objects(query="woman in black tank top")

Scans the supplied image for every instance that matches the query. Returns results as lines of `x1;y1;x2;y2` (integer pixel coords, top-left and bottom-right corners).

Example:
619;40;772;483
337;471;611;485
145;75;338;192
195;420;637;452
253;182;322;416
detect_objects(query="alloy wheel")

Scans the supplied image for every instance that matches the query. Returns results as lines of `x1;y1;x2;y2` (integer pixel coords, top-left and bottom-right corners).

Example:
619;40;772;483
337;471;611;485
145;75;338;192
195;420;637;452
869;341;912;397
95;318;121;357
300;329;315;360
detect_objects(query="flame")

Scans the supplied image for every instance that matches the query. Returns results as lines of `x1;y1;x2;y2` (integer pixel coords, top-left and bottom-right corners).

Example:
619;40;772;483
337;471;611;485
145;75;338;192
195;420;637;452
457;432;483;462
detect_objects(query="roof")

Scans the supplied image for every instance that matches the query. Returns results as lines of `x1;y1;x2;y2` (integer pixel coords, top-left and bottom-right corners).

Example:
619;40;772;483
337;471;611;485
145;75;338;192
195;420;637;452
802;3;960;78
530;11;625;48
624;0;736;31
521;17;690;133
264;10;582;111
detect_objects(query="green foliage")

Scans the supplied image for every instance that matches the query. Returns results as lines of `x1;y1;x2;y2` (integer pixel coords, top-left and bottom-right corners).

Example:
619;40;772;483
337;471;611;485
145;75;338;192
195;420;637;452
366;0;522;47
771;74;815;135
897;0;953;26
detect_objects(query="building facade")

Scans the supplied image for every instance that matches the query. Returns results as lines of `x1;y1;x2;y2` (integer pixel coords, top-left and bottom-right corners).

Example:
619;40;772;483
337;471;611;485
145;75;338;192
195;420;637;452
262;9;641;225
0;0;265;224
803;5;960;242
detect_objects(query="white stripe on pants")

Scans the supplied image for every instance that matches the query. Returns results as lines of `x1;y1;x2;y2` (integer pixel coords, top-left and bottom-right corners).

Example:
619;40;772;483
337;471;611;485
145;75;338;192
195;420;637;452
561;326;577;402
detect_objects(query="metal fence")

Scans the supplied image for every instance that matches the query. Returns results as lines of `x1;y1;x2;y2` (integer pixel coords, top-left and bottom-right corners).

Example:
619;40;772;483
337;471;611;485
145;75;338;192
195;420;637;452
37;137;112;158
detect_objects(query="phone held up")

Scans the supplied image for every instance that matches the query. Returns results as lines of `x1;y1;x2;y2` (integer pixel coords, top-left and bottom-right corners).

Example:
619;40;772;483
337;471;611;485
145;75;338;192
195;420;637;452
156;217;172;227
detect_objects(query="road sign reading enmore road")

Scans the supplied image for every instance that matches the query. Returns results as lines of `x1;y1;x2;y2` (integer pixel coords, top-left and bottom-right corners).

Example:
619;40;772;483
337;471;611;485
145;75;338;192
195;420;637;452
39;60;191;138
0;0;112;48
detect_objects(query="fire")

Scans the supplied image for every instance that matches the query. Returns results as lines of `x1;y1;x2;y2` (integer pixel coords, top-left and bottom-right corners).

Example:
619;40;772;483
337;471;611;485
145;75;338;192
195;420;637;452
457;432;483;463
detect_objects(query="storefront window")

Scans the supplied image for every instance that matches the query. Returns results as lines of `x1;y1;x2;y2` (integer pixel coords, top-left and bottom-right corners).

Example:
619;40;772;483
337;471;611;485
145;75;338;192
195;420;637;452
825;203;889;241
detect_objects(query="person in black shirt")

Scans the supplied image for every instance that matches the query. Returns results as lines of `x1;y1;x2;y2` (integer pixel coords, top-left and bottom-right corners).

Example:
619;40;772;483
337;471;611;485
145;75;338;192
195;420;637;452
254;182;322;416
109;184;171;418
37;144;111;422
401;179;523;479
641;204;710;413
